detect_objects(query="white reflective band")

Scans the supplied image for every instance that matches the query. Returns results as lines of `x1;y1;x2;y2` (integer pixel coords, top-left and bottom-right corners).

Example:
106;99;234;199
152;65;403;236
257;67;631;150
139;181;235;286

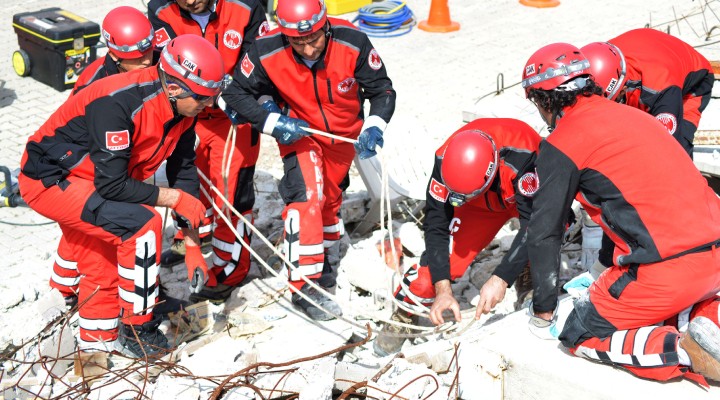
323;221;343;233
105;29;154;54
289;262;324;281
160;47;228;91
118;264;134;281
54;253;78;271
609;329;627;355
632;326;655;355
212;254;229;267
263;112;282;135
119;287;136;304
521;59;591;89
79;316;119;331
212;237;235;253
298;243;324;256
323;239;337;248
677;305;693;333
51;272;80;287
78;337;117;352
223;263;237;277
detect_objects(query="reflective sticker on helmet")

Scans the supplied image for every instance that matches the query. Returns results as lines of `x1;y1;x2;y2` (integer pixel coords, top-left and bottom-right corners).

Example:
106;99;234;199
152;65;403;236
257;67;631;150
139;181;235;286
525;64;536;76
154;27;171;48
106;130;130;151
485;162;495;177
518;172;539;197
606;78;618;95
429;178;449;203
368;49;382;70
655;113;677;135
337;77;356;94
181;58;197;72
223;29;242;50
240;53;254;78
102;30;111;41
259;21;270;37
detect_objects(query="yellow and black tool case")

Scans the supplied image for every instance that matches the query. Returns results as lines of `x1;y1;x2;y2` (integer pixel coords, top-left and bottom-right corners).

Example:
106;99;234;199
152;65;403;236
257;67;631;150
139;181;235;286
12;8;101;91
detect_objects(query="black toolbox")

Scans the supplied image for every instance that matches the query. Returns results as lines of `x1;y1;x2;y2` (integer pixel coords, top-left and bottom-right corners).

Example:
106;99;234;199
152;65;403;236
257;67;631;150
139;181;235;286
12;8;101;92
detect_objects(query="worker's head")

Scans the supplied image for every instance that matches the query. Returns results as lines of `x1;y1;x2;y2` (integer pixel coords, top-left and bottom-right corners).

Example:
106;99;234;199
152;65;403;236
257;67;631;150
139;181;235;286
175;0;212;15
440;130;499;207
276;0;328;60
521;43;601;130
102;6;155;72
580;42;628;102
159;34;228;117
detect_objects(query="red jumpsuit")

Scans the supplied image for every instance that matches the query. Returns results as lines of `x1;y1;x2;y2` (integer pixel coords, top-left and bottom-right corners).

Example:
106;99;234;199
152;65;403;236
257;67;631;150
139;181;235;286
222;19;396;289
148;0;268;285
528;95;720;383
394;119;541;305
19;67;199;350
611;28;714;157
49;55;125;299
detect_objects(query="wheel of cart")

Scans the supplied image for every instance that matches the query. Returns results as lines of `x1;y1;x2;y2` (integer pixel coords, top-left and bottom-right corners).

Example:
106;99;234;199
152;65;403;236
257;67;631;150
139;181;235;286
12;49;31;77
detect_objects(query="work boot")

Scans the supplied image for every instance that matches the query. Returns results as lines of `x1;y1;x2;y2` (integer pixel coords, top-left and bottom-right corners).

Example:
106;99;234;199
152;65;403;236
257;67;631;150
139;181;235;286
161;237;211;268
64;294;78;309
116;317;170;359
316;259;337;288
680;316;720;382
373;310;416;357
292;283;342;321
189;283;236;305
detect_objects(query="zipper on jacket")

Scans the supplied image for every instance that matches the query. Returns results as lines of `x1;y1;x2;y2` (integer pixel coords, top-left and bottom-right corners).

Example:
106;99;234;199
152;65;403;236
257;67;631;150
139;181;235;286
326;79;334;103
311;69;332;134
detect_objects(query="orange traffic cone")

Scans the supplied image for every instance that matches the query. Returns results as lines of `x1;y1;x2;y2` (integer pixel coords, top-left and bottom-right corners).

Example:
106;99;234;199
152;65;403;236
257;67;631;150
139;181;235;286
519;0;560;8
418;0;460;33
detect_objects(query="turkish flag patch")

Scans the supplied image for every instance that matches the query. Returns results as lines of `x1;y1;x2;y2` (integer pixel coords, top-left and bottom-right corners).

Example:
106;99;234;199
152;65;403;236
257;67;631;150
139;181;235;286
429;178;449;202
154;27;171;48
106;130;130;151
240;53;254;78
655;112;677;135
518;172;539;197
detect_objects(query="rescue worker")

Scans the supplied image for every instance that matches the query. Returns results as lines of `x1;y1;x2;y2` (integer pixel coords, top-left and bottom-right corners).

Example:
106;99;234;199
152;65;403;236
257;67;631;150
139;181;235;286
19;35;227;357
373;118;541;356
519;42;720;385
50;6;156;307
221;0;396;320
581;28;714;158
147;0;269;303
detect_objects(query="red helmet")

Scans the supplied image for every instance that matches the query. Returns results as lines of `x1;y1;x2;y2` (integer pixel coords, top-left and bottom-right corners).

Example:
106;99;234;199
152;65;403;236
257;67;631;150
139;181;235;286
159;34;228;97
581;42;627;101
521;43;591;97
275;0;327;37
440;130;498;207
102;6;155;59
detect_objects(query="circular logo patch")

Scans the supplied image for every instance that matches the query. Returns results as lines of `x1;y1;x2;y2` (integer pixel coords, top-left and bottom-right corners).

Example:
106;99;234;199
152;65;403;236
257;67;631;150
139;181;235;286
224;29;242;49
337;77;356;93
258;21;270;37
518;172;539;197
368;49;382;70
655;113;677;135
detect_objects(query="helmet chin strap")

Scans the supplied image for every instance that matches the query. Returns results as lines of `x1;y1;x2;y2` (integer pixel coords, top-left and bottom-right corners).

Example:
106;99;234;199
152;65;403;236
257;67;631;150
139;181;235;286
160;69;180;116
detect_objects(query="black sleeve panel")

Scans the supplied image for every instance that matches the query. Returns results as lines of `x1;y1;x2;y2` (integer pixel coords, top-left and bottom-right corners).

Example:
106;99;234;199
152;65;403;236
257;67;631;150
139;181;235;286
423;157;455;284
527;141;580;313
222;43;274;130
351;30;396;123
243;0;267;45
165;119;199;198
86;96;159;205
640;85;684;141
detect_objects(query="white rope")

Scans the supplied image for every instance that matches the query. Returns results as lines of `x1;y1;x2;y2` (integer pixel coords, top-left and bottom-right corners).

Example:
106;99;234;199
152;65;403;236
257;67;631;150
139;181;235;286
300;126;358;143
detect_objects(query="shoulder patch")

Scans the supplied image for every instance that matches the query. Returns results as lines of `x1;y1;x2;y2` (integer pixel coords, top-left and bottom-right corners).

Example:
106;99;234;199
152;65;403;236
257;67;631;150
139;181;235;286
258;21;270;37
429;178;449;202
655;112;677;135
518;172;539;197
240;53;254;78
368;48;382;70
106;130;130;151
223;29;242;49
154;27;171;48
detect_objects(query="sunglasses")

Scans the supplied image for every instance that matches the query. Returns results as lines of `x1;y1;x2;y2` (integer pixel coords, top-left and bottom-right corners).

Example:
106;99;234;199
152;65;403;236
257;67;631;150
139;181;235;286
174;89;215;102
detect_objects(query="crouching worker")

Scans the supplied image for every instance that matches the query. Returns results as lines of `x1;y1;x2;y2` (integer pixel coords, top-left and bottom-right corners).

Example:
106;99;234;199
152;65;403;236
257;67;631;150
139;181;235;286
521;42;720;386
19;35;227;358
374;118;542;356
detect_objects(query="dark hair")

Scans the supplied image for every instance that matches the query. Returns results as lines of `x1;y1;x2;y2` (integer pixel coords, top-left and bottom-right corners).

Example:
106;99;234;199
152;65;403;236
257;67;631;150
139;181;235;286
528;76;603;115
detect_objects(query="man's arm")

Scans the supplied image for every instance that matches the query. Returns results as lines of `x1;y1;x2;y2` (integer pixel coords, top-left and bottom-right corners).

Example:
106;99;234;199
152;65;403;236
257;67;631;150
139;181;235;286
221;44;275;130
354;32;396;123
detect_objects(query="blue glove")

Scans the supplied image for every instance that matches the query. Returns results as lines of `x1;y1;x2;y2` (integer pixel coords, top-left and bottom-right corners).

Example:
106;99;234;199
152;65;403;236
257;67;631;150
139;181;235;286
261;100;281;114
562;271;594;298
217;96;243;125
354;126;384;159
263;113;310;145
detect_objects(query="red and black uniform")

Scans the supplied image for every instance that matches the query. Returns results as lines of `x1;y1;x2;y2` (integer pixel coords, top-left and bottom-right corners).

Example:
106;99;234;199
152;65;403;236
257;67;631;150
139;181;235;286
222;19;395;288
148;0;268;285
49;55;126;299
612;28;714;157
394;119;540;305
19;66;198;351
528;95;720;383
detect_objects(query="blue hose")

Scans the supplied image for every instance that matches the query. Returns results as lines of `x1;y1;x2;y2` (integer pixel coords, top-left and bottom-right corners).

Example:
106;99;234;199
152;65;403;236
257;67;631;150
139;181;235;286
353;1;416;38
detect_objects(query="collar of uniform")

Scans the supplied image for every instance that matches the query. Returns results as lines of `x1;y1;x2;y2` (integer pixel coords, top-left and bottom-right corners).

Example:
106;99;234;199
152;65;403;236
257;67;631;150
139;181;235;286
177;0;219;22
104;54;121;76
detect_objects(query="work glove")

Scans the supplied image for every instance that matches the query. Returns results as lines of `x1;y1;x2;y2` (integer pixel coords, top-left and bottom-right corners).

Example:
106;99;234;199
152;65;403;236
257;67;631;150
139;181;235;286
260;99;281;114
354;115;387;159
185;243;215;294
217;96;243;125
562;271;595;298
263;113;310;145
527;303;560;340
171;190;205;229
